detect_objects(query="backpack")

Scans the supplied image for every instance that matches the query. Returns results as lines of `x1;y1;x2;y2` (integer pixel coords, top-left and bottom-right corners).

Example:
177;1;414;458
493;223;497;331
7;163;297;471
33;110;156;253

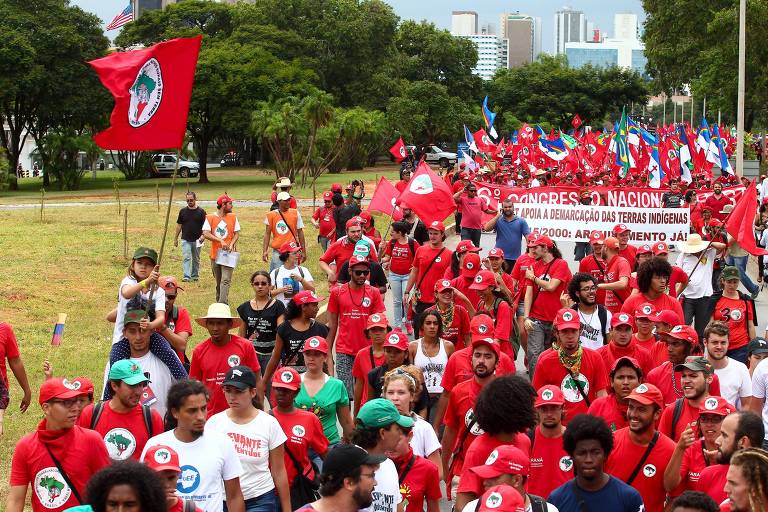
572;304;609;344
91;401;154;437
670;398;685;439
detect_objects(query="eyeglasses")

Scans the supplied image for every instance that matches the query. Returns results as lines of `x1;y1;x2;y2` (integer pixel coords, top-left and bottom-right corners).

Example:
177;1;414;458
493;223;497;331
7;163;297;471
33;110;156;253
353;270;370;276
252;281;270;286
166;295;177;300
580;286;597;292
360;472;376;479
49;398;80;409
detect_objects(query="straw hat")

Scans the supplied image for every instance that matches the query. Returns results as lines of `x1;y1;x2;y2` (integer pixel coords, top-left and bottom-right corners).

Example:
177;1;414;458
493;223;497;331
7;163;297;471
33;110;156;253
678;234;708;254
196;303;242;328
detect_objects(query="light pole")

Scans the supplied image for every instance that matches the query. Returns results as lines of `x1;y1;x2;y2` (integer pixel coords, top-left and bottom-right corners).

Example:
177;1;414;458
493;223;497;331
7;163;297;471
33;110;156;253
736;0;746;177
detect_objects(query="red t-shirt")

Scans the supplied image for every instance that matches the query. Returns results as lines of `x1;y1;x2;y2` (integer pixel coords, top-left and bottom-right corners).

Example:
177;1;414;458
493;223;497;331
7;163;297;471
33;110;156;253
327;284;385;355
668;266;688;298
271;408;328;483
395;451;442;511
713;296;754;350
169;500;202;512
528;428;573;499
384;239;421;275
587;394;628;432
78;402;164;461
705;194;733;221
696;464;729;506
646;362;722;407
511;254;536;305
10;424;111;512
605;427;676;512
531;348;609;423
440;347;516;392
0;322;20;387
618;245;637;269
673;439;712;496
352;346;386;408
189;335;261;417
166;306;193;362
578;255;607;304
621;292;683;327
457;432;532;495
312;206;336;239
426;304;470;349
444;378;484;474
604;256;632;312
412;245;454;304
320;238;379;277
270;192;298;208
658;399;703;441
456;195;485;229
526;258;572;322
598;342;655;379
450;276;481;311
476;299;514;356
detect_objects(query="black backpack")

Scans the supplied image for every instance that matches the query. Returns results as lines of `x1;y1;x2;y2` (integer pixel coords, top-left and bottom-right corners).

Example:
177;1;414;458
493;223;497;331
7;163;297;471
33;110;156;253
389;237;416;258
572;304;609;344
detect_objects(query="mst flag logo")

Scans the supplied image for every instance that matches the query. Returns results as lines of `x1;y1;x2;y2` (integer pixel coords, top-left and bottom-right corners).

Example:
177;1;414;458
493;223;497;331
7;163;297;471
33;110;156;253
129;58;163;127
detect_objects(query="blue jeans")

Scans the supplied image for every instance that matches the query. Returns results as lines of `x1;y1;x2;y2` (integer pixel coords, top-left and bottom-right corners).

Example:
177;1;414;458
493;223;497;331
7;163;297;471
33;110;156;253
389;272;410;328
181;240;201;280
461;227;481;247
726;255;759;294
225;488;277;512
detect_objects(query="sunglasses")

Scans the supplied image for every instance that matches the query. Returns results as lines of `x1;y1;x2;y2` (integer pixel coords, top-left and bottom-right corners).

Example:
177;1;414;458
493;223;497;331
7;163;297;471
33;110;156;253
352;269;370;276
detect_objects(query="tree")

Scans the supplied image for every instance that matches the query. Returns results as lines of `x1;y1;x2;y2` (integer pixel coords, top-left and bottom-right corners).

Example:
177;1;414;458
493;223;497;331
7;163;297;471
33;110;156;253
112;151;152;181
38;128;99;190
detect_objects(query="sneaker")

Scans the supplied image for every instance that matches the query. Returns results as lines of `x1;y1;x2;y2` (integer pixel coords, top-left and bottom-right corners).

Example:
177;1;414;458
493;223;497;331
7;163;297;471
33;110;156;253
182;277;191;282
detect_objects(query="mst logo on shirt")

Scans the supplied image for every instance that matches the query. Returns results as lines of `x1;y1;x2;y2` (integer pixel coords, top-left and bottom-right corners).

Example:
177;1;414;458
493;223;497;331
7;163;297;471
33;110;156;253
561;374;589;403
214;220;229;239
464;408;484;436
227;355;241;367
177;465;201;494
275;221;289;235
292;425;306;438
104;428;137;460
35;468;72;509
642;464;657;478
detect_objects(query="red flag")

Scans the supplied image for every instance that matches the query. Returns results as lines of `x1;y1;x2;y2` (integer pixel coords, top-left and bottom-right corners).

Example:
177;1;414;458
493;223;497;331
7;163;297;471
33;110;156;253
368;176;403;220
396;162;456;225
89;36;202;150
473;128;495;152
389;137;408;163
725;179;768;256
571;114;582;129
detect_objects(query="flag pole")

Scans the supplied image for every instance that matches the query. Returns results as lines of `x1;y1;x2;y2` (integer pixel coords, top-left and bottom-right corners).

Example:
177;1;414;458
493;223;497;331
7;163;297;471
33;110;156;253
377;202;399;258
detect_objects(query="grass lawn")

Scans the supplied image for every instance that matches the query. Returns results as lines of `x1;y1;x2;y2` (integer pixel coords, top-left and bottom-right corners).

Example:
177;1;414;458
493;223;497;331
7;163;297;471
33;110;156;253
0;194;385;506
0;165;402;204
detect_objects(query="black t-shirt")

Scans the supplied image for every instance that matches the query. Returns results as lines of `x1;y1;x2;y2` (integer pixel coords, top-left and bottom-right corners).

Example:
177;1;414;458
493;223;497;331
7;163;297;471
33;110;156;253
236;299;286;355
276;319;329;371
662;192;684;208
367;365;430;412
337;261;388;289
176;206;207;241
333;203;361;239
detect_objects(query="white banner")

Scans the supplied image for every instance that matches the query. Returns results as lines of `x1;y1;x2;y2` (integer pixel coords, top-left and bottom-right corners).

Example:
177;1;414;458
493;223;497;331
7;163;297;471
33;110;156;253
517;203;691;243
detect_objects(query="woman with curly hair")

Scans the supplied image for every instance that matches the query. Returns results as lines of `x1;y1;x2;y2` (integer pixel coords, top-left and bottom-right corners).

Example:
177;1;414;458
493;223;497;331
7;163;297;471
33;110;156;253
85;460;167;512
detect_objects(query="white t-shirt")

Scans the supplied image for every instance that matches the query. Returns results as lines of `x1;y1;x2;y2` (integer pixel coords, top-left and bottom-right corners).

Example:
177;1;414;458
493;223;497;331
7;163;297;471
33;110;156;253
676;248;716;299
577;306;612;350
205;411;287;500
132;351;177;417
112;275;166;344
141;429;242;512
270;265;314;305
410;414;441;458
462;498;560;512
750;358;768;438
360;458;402;512
714;358;752;409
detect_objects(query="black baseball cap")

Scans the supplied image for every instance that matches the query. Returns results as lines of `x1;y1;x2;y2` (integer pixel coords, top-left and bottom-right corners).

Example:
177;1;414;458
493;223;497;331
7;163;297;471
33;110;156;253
322;444;387;480
749;337;768;356
222;366;257;390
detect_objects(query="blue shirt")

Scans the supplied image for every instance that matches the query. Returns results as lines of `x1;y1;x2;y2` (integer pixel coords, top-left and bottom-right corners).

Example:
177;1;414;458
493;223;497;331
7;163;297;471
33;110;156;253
548;476;644;512
494;215;530;260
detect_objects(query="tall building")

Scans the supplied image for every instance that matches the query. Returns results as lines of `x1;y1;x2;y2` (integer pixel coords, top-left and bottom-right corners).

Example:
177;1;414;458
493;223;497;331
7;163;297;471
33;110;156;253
564;13;647;77
462;33;503;80
554;8;588;55
499;13;541;68
614;13;639;41
451;11;479;36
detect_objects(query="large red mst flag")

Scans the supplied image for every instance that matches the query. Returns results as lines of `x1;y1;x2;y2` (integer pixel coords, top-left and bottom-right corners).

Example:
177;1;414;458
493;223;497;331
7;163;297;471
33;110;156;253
725;179;768;256
368;176;403;220
389;137;408;163
396;162;455;225
89;36;202;150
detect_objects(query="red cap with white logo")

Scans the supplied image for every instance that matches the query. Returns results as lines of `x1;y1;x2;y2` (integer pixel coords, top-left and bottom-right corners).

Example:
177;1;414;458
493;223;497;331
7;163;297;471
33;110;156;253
535;385;565;407
554;308;580;330
470;314;495;341
613;223;631;235
634;302;657;320
611;312;635;329
302;336;328;354
383;330;409;351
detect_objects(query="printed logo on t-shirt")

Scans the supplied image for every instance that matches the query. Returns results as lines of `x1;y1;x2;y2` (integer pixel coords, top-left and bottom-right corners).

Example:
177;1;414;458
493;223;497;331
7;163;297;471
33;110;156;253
34;467;72;509
559;456;574;472
104;428;137;460
215;220;229;239
292;425;306;438
464;409;484;436
275;220;289;235
227;355;241;367
484;491;503;508
642;464;657;478
704;397;719;410
485;449;499;465
361;297;371;307
62;379;80;391
435;256;442;263
730;308;743;321
561;374;590;403
177;465;201;494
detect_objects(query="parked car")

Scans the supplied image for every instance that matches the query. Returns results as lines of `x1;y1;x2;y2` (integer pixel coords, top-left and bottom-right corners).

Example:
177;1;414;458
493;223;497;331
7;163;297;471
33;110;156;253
151;154;199;178
405;145;457;167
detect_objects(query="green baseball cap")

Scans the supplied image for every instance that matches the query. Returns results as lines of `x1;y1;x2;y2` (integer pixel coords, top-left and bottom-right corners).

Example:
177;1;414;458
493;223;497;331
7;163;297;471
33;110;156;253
133;246;158;264
123;309;146;326
675;356;713;375
108;359;149;385
721;266;740;281
356;398;414;429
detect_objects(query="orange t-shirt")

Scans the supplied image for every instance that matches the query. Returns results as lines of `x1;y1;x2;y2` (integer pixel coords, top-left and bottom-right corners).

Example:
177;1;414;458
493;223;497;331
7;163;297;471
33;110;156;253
205;213;239;259
265;209;301;250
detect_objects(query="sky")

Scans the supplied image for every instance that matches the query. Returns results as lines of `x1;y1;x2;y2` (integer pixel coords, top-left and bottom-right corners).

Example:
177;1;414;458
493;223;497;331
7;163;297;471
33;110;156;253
74;0;645;54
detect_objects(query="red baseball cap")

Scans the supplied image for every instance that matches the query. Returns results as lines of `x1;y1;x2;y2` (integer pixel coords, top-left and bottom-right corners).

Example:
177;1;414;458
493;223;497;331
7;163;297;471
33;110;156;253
322;191;333;201
589;231;606;244
331;183;342;193
158;276;184;293
488;248;505;259
292;290;323;305
279;241;302;254
144;445;182;473
611;312;635;329
527;233;539;244
554;308;580;330
303;336;329;354
359;211;372;224
427;220;445;232
470;270;497;290
535;385;565;407
348;254;370;268
652;242;669;255
39;378;86;405
626;383;665;409
461;253;481;277
471;314;495;340
698;396;735;417
272;366;302;391
216;194;233;207
456;240;480;254
365;313;390;331
345;218;362;229
604;236;620;250
613;223;631;234
435;279;453;293
610;356;642;375
634;302;657;320
532;235;554;249
384;330;409;351
665;325;699;345
637;244;653;256
472;337;500;357
477;485;526;512
470;445;530;478
71;376;94;396
649;310;680;325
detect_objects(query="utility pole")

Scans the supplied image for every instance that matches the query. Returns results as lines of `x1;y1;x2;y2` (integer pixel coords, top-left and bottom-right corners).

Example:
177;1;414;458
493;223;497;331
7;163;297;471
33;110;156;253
736;0;746;177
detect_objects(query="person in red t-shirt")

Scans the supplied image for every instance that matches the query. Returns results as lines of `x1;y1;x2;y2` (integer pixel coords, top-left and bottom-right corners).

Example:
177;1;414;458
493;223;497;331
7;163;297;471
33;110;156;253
311;191;336;250
391;428;442;512
598;312;654;377
651;243;688;298
605;383;677;512
318;221;378;284
428;280;471;349
156;276;194;367
0;322;31;436
79;359;164;461
532;309;609;423
613;224;637;269
450;252;482;311
621;257;684;325
382;221;421;330
454;182;495;247
708;266;757;361
632;302;662;354
658;357;717;441
704;182;733;222
472;270;515;357
405;221;454;319
352;313;389;408
646;326;703;406
511;238;538;353
523;235;573;378
189;303;262;417
588;356;643;432
485;248;517;302
579;230;608;305
528;385;573;499
599;237;631;313
145;443;204;512
8;378;110;512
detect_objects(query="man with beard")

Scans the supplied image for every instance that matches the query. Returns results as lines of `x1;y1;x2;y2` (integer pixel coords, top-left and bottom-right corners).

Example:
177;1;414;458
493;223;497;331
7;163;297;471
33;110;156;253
549;414;644;512
484;199;530;272
203;194;241;303
703;321;751;409
598;237;631;314
295;444;385;512
658;357;715;441
141;380;246;512
695;410;765;505
704;182;733;222
564;273;611;350
319;220;378;285
588;357;643;432
399;202;429;245
578;230;608;305
605;383;676;512
527;385;573;499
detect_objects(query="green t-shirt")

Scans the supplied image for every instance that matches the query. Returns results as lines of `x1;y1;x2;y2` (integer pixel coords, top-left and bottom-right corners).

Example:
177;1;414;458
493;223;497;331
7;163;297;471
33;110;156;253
294;375;349;444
